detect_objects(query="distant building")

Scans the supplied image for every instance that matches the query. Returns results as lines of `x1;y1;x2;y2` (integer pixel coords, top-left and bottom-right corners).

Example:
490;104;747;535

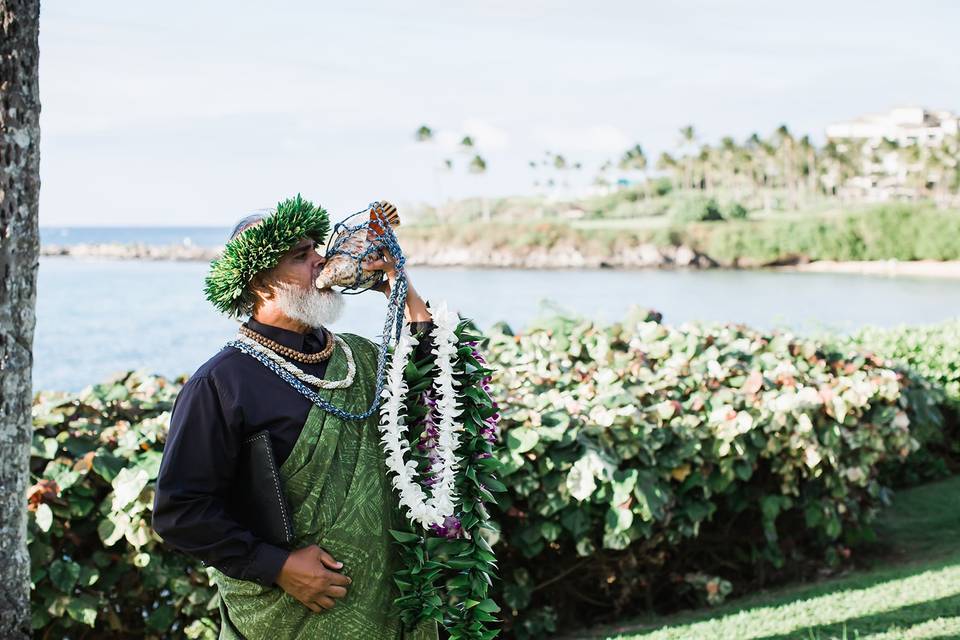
826;106;959;147
825;106;959;203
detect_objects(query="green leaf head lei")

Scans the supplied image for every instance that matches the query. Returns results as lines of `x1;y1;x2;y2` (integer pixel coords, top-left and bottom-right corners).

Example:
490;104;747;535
204;194;331;317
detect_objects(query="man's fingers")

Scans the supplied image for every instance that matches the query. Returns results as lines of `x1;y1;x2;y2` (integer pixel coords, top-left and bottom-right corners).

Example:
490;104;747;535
316;548;343;570
317;596;337;610
326;585;348;599
328;571;353;587
302;599;322;613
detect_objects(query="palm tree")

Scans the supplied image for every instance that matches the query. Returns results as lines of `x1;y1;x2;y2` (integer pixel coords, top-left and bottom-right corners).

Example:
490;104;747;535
413;124;450;221
657;152;680;192
798;135;818;202
468;154;487;174
415;125;433;142
678;125;698;189
618;144;648;197
718;136;738;198
593;160;613;190
0;2;41;637
468;154;491;222
773;124;798;207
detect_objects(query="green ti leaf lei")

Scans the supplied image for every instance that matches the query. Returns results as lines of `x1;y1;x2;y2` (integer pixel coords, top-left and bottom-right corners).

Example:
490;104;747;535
388;319;504;640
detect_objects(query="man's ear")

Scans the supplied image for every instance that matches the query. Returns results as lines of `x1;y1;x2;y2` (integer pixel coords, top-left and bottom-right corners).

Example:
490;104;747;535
249;271;276;302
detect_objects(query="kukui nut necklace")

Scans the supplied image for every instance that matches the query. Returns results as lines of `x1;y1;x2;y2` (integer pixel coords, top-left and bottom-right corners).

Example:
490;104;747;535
233;332;357;390
238;324;335;363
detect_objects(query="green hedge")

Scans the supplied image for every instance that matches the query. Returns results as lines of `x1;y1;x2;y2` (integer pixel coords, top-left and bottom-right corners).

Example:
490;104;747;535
828;321;960;485
403;204;960;266
485;309;942;637
684;204;960;265
28;372;220;639
26;313;950;638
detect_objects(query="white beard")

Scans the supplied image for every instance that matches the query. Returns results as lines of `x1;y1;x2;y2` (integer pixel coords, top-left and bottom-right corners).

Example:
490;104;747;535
272;282;345;330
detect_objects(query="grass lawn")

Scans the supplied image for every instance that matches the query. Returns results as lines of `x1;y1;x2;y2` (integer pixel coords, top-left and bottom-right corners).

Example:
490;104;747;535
565;475;960;640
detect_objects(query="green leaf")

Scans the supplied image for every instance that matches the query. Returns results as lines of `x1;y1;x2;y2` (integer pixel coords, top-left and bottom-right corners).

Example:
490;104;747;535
475;598;501;613
65;593;99;627
389;529;421;544
146;604;176;631
104;383;130;402
31;435;59;459
479;474;507;493
78;565;100;587
111;467;149;511
135;450;164;480
506;429;539;453
92;452;126;482
49;558;81;593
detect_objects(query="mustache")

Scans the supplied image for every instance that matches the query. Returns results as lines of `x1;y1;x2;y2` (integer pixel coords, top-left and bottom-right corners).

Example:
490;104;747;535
271;281;345;329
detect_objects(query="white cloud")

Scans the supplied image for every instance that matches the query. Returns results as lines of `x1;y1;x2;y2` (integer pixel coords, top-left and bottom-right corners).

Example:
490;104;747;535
532;124;631;153
462;118;510;151
427;119;510;153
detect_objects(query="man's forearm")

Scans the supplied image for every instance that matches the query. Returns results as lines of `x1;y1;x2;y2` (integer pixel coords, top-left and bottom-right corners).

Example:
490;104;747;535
403;282;432;322
383;276;432;322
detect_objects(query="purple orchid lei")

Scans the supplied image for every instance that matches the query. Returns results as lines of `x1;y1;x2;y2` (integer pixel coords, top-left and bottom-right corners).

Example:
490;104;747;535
416;341;501;539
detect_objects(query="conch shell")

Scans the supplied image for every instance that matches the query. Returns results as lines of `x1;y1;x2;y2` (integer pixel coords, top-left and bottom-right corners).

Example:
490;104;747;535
314;201;401;290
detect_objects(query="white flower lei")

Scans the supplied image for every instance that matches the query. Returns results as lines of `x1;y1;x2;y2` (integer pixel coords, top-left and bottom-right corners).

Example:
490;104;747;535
233;333;357;389
378;300;463;528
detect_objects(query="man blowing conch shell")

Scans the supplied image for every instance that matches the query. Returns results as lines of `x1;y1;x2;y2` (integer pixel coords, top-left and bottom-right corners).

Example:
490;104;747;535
153;195;439;639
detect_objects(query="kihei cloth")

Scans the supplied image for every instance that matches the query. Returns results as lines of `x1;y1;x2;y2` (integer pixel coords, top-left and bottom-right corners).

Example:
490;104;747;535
153;319;435;586
210;332;438;640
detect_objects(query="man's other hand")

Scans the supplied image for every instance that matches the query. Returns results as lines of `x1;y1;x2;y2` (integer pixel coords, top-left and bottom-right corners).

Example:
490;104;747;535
275;545;352;612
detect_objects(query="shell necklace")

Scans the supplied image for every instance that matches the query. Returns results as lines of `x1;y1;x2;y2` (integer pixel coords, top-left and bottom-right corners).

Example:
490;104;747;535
233;332;357;389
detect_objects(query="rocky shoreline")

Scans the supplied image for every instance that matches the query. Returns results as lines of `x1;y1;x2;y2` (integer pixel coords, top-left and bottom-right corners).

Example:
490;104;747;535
40;242;960;277
40;241;719;269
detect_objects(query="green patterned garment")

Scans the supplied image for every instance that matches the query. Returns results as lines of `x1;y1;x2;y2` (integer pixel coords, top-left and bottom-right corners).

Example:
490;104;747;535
211;332;439;640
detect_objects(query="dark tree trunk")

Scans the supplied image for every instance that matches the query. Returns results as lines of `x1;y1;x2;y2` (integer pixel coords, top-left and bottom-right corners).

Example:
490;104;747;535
0;1;41;638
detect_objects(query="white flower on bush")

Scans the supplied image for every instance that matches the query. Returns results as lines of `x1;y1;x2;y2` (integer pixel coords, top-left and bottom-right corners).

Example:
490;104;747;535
772;360;799;379
595;368;618;386
796;387;821;408
111;467;149;512
709;405;753;440
841;379;877;409
773;392;799;414
707;360;726;379
845;467;866;483
894;411;910;430
588;405;616;427
796;413;814;434
567;450;611;501
803;445;822;469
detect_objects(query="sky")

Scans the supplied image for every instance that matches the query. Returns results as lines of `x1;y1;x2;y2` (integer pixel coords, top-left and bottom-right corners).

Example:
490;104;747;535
38;1;960;227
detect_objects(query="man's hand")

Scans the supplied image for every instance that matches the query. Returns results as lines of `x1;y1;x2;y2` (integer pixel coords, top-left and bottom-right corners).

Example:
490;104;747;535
361;244;432;322
275;545;352;613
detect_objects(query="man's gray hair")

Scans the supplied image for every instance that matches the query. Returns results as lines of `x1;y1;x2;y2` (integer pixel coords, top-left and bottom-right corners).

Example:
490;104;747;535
227;209;273;243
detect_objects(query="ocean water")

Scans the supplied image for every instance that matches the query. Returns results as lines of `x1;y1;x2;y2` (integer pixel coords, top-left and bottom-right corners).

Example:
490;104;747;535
34;256;960;392
41;226;231;247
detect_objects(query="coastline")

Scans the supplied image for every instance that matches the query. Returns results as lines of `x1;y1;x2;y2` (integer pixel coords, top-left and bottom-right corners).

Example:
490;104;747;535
775;260;960;279
39;243;960;278
39;241;718;269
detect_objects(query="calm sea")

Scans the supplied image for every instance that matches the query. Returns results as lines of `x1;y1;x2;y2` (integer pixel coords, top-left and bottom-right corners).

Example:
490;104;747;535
34;251;960;392
41;226;230;247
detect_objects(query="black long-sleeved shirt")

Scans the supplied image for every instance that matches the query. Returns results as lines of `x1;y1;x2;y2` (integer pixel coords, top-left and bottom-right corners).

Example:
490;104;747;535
152;317;436;587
